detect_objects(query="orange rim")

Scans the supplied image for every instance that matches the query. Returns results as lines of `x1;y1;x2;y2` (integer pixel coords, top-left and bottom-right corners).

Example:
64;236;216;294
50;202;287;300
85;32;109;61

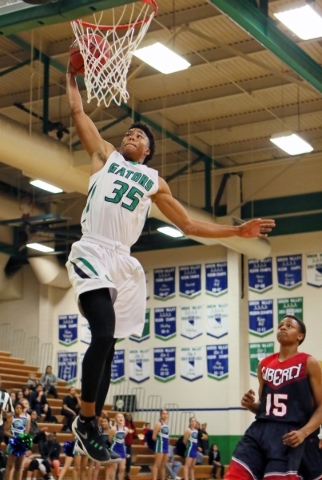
72;0;158;31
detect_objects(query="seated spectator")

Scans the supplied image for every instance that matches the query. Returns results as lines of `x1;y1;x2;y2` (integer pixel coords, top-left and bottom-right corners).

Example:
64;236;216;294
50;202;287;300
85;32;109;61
195;421;204;465
27;373;38;392
25;456;54;480
30;385;52;423
40;433;61;478
199;423;209;455
141;422;151;445
40;366;58;399
29;411;48;453
166;444;182;480
9;391;17;406
23;387;32;405
15;390;24;407
60;387;81;433
208;444;224;479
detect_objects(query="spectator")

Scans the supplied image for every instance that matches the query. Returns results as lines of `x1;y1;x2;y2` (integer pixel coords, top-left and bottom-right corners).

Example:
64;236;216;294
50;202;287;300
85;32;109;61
166;444;182;480
195;422;203;465
40;366;58;399
208;444;224;479
23;388;32;405
27;373;38;391
20;399;31;429
25;456;54;480
199;423;209;455
29;410;48;453
4;402;27;480
0;376;13;446
141;422;151;445
30;385;52;423
15;390;24;407
41;433;61;478
124;413;137;480
9;391;17;406
109;413;128;480
61;387;81;433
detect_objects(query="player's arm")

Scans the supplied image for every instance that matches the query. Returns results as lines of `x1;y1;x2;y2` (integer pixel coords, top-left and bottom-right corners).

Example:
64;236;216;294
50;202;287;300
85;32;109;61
66;62;115;175
241;363;263;414
4;415;13;438
183;428;190;445
283;357;322;447
152;422;161;441
152;178;275;239
25;414;31;434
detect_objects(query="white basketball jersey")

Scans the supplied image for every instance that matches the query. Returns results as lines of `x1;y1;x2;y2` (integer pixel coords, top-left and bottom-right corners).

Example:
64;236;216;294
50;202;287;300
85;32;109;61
81;151;158;247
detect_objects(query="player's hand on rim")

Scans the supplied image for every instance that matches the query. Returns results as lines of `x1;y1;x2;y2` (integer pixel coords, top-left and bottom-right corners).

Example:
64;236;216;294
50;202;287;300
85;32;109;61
239;218;276;239
282;429;307;447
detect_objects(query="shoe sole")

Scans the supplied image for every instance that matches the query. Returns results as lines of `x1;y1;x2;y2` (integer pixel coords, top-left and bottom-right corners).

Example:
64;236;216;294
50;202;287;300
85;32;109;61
75;437;122;464
72;417;111;463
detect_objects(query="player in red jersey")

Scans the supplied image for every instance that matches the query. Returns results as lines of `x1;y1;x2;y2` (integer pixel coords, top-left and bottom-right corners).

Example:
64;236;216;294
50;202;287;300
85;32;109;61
225;315;322;480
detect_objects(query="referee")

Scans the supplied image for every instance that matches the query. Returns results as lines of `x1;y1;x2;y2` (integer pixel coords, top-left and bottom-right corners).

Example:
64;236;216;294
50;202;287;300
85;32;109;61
0;376;13;445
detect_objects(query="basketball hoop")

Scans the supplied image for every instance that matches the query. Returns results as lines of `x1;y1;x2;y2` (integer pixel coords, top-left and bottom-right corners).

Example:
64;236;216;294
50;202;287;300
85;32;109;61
70;0;158;108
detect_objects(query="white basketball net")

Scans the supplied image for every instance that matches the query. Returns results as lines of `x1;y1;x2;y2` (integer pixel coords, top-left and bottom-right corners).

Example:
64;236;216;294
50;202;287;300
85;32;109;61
70;1;156;108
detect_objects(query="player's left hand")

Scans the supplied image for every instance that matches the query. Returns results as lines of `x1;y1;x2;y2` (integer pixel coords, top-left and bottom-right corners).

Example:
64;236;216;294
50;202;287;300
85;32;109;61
282;429;306;447
239;218;276;239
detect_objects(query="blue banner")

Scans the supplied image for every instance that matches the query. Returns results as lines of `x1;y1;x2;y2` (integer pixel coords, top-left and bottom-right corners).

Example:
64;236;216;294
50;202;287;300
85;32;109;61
205;262;228;297
179;265;201;298
154;347;176;382
248;257;273;293
111;350;125;384
57;352;77;384
154;267;176;300
206;344;229;380
58;315;78;347
277;254;302;290
154;307;176;341
249;300;274;337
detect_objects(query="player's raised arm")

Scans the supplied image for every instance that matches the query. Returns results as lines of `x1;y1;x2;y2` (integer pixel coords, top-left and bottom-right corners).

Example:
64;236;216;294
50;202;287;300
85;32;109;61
152;177;275;239
66;61;114;175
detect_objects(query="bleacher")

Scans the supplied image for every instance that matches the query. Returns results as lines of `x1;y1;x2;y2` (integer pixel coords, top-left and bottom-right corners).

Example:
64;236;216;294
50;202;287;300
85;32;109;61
0;350;228;479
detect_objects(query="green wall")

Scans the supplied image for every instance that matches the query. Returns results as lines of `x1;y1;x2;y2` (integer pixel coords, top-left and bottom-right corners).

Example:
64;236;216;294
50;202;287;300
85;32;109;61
207;435;242;465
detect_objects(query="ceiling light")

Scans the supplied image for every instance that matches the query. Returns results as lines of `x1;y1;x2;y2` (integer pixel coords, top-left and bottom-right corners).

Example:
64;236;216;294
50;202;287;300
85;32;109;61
270;131;313;155
133;42;191;74
30;179;63;193
26;243;54;253
274;4;322;40
157;226;184;238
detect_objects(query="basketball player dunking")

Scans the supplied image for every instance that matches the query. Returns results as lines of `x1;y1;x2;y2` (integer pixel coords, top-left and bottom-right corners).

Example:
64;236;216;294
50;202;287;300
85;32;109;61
225;315;322;480
66;62;276;463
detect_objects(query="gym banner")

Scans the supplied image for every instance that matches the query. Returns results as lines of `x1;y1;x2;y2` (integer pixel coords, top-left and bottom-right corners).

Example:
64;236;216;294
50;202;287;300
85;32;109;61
248;299;274;337
248;257;273;293
154;347;176;383
249;342;274;376
179;264;201;298
80;316;91;345
58;314;78;347
129;348;150;383
180;305;203;340
277;297;303;323
154;267;175;300
130;309;150;343
111;350;125;384
154;307;176;341
206;344;229;381
180;346;203;382
206;303;228;338
57;352;77;384
306;253;322;288
277;254;302;290
205;262;228;297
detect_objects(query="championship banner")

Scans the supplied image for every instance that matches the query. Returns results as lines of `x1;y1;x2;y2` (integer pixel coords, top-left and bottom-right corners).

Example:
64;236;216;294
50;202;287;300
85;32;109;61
154;347;176;383
57;352;77;384
180;346;203;382
58;315;78;347
130;309;150;343
306;253;322;288
206;304;228;338
154;307;176;341
277;297;303;323
111;350;125;384
276;254;302;290
205;262;228;297
180;305;203;340
249;342;274;376
129;349;150;383
248;257;273;293
248;300;274;337
80;316;91;345
206;344;229;381
179;265;201;298
154;267;175;300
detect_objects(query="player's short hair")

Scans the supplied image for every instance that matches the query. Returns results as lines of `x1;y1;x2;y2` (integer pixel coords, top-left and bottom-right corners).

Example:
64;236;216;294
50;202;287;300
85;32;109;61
281;314;306;345
129;122;156;163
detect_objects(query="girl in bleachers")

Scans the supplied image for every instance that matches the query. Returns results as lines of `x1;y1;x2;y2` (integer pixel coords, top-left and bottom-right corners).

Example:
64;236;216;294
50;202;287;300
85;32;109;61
152;410;169;480
109;414;128;480
183;417;198;480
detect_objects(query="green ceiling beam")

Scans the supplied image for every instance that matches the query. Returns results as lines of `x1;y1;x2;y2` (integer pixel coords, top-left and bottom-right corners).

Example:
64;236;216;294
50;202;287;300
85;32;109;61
0;0;136;36
209;0;322;93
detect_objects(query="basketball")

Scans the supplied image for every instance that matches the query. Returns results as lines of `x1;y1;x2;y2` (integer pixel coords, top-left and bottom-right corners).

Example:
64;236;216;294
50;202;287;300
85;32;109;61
69;34;110;75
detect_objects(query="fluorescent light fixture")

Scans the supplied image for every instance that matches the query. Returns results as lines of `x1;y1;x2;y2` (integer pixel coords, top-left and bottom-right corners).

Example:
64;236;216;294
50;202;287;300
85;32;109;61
133;42;191;74
26;243;54;253
270;131;313;155
30;179;63;194
157;226;184;238
274;4;322;40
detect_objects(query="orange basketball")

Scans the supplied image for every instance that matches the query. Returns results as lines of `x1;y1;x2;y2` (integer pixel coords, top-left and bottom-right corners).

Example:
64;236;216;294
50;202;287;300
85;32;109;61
69;34;110;75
